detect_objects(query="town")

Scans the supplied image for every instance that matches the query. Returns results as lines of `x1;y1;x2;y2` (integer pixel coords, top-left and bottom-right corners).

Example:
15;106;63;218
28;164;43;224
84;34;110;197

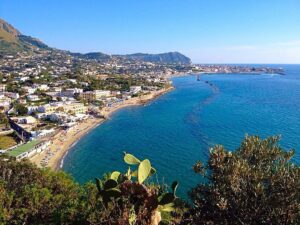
0;47;192;167
0;46;284;167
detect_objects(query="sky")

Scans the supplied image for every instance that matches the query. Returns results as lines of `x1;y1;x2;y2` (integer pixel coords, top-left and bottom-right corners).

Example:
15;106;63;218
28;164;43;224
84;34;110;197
1;0;300;64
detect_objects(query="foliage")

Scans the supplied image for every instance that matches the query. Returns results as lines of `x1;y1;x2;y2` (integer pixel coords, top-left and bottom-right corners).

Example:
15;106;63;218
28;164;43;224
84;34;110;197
0;135;17;150
14;103;28;116
182;136;300;225
0;113;9;127
94;153;180;224
0;136;299;224
0;157;84;224
0;154;183;225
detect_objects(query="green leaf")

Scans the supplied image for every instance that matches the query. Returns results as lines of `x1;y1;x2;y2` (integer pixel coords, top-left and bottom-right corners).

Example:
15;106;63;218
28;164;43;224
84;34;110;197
159;193;175;205
104;179;118;190
124;153;141;165
138;159;151;184
110;171;121;181
131;170;138;177
158;203;175;212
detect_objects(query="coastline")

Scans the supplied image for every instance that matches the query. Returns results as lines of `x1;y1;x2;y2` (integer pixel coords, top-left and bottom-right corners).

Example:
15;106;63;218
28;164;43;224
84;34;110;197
29;86;174;171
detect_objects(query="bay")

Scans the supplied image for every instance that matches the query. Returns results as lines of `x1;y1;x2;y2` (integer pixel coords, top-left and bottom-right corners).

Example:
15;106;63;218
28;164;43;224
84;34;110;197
63;64;300;197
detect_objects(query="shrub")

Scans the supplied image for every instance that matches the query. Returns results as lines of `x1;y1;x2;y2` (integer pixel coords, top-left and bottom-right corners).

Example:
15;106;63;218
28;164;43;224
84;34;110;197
182;136;300;225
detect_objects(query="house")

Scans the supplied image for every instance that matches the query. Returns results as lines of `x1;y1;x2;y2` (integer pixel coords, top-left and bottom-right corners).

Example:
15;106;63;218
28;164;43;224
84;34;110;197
60;88;83;97
18;98;27;104
67;79;77;84
22;86;37;94
27;95;40;101
38;101;87;115
5;92;19;100
27;106;39;115
16;76;30;82
130;86;142;95
80;90;111;101
11;116;37;124
0;96;11;109
35;84;49;91
31;128;56;139
0;84;6;92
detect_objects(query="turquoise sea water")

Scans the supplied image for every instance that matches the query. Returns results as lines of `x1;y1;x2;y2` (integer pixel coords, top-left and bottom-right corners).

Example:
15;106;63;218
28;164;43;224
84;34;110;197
63;65;300;197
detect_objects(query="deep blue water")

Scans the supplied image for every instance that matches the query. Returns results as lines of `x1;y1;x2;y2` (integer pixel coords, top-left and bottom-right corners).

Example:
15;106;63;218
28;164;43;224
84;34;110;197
63;65;300;198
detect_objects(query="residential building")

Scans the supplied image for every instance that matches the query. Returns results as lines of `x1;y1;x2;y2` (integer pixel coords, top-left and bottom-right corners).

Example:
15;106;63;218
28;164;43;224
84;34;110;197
22;86;37;94
5;92;19;100
6;140;50;160
130;86;142;94
61;88;83;97
27;95;40;101
37;101;87;115
80;90;111;101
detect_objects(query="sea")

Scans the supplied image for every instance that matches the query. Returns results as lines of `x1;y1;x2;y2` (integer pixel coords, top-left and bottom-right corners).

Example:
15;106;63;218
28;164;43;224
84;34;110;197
63;64;300;198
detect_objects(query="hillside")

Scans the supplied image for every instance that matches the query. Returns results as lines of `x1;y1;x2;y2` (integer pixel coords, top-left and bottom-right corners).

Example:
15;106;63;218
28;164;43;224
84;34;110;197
0;18;48;53
117;52;192;64
70;52;111;61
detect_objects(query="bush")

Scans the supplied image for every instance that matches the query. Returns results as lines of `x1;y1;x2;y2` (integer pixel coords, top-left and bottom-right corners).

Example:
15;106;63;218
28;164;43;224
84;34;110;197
14;103;28;116
0;136;299;224
0;135;17;150
0;157;83;224
0;154;183;225
182;136;300;225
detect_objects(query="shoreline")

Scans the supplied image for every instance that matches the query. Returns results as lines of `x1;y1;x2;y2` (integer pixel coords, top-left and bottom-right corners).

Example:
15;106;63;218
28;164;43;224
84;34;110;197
29;86;174;171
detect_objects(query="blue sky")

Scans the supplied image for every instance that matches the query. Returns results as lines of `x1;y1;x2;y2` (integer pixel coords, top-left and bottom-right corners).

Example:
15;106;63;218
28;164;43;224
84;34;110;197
1;0;300;63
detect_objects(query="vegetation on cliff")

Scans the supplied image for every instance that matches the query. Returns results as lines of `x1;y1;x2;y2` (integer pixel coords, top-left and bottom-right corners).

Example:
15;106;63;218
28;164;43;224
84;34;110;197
0;136;299;224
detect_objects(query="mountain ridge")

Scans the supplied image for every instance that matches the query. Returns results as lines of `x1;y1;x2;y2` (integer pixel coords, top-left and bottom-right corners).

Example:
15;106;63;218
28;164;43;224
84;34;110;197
115;52;191;64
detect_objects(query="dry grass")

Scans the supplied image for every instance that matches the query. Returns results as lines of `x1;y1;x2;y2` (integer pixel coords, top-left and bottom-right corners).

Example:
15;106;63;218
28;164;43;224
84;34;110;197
0;135;17;150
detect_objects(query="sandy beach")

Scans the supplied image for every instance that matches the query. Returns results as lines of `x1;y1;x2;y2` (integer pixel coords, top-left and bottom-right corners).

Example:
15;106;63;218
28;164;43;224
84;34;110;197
30;117;104;170
29;86;173;170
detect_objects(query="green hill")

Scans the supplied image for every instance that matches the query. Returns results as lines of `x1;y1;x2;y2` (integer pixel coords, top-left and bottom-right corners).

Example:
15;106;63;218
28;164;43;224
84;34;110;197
116;52;192;64
0;18;48;53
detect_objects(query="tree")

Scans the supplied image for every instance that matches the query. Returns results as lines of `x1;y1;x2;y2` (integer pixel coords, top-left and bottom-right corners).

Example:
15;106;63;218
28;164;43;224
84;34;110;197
0;154;184;225
0;113;9;128
15;104;28;116
182;136;300;225
0;157;83;224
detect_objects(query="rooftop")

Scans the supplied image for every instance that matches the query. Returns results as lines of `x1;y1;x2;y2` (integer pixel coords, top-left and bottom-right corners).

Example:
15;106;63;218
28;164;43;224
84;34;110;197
6;140;42;157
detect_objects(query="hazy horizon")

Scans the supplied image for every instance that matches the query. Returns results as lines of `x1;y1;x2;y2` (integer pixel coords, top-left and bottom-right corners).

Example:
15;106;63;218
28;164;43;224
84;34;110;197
1;0;300;64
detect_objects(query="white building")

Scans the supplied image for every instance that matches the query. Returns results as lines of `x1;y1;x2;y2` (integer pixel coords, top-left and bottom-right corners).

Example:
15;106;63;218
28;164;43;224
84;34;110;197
22;86;37;94
27;95;40;101
5;92;19;100
130;86;142;95
61;88;83;97
11;116;37;124
94;90;111;98
27;106;39;115
36;84;49;91
0;96;11;109
37;101;87;115
0;84;6;92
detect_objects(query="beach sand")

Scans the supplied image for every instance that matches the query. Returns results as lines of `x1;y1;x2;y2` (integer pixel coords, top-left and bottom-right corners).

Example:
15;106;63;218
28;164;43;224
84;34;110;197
30;117;104;170
29;87;173;170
